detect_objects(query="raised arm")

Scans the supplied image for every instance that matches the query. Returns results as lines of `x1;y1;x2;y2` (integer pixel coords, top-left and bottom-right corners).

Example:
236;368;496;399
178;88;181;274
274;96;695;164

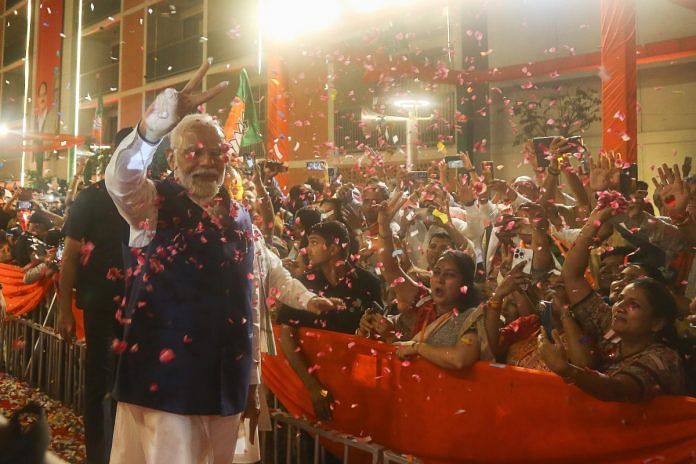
654;163;696;247
378;190;421;306
561;206;614;306
105;60;228;244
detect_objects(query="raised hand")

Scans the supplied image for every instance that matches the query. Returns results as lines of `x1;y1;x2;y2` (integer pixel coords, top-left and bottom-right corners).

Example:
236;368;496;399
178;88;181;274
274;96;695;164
589;152;622;192
493;261;530;301
139;59;229;143
538;329;569;375
587;204;615;226
654;163;689;217
377;188;408;230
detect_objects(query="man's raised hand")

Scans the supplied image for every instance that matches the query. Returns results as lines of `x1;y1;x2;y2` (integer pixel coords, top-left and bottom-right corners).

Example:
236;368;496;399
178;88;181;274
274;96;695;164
139;59;229;143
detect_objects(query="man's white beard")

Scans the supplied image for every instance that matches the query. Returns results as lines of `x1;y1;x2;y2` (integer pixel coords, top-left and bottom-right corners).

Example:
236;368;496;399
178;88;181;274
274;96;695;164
177;168;224;203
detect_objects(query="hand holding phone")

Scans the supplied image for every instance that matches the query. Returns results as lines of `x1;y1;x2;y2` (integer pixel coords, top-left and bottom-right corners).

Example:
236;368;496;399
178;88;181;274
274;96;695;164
532;136;584;168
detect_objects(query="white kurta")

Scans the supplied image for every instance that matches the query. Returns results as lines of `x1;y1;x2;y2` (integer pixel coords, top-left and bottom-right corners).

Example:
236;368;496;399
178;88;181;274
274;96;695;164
110;403;241;464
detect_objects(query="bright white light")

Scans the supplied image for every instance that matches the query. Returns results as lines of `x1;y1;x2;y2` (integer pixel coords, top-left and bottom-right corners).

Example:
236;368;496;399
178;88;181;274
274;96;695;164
0;125;8;137
263;0;340;41
392;99;431;109
351;0;387;12
351;0;417;10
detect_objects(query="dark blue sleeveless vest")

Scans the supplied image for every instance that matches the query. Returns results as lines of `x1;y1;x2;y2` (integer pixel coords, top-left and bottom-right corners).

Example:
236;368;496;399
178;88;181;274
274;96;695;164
113;180;254;416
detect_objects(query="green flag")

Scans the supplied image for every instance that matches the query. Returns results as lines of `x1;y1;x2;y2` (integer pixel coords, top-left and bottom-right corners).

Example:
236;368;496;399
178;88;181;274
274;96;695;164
91;94;103;146
224;69;262;153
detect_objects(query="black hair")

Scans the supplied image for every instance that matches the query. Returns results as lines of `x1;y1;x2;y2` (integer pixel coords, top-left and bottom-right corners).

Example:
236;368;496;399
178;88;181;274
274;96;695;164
295;206;322;249
44;229;63;247
319;198;342;217
624;258;665;284
306;176;325;193
309;220;351;259
436;250;482;308
28;212;53;228
429;231;453;244
627;277;678;345
363;181;389;201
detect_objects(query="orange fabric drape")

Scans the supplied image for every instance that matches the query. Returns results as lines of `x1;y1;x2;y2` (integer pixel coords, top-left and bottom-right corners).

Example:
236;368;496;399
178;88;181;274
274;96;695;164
600;0;638;163
266;51;289;188
0;263;85;341
263;326;696;464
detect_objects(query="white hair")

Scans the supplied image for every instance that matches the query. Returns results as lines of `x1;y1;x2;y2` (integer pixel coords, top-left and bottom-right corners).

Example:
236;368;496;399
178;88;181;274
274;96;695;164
169;113;225;152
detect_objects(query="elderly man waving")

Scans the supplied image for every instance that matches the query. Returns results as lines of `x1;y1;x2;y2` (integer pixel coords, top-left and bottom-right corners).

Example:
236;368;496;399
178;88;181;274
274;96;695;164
105;60;253;464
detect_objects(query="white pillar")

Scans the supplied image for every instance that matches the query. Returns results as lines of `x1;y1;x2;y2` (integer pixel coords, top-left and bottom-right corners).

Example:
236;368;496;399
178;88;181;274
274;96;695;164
406;108;418;169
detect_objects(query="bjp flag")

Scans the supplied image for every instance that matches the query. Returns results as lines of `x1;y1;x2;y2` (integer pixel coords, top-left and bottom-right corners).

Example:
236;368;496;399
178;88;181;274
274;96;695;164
224;69;262;155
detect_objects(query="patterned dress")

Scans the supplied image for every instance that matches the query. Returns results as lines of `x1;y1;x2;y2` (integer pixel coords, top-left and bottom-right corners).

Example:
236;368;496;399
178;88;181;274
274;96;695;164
571;292;686;399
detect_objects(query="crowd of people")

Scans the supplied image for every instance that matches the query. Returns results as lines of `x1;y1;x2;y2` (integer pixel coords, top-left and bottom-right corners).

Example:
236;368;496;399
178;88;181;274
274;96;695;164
0;60;694;464
269;144;695;413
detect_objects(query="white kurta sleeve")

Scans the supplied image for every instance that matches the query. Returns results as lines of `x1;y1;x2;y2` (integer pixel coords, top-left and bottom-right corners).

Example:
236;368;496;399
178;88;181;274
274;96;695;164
266;247;315;310
104;128;161;247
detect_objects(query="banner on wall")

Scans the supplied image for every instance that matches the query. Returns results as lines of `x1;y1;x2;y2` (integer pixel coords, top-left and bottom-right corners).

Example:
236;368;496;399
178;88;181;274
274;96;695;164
32;0;65;170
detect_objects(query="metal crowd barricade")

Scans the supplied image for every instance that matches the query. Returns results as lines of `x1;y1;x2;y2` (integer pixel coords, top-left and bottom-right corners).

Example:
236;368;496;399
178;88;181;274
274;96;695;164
265;409;423;464
0;284;86;415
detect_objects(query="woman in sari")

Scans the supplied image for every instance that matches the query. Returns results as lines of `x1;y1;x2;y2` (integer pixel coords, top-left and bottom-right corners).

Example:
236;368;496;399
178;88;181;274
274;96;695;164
357;189;493;369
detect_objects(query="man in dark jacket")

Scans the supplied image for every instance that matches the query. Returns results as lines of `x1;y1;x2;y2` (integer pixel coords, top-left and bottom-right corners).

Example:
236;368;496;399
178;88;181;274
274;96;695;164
105;60;253;464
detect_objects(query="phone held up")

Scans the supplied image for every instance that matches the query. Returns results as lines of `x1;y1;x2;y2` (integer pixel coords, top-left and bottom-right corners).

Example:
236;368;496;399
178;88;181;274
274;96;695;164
532;136;585;169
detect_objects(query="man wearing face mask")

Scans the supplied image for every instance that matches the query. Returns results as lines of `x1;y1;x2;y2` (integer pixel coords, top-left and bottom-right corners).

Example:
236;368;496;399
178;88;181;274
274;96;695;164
105;61;254;464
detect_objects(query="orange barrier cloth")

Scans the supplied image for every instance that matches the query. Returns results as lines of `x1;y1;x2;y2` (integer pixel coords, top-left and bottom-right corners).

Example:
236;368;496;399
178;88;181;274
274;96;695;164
0;263;84;341
263;326;696;464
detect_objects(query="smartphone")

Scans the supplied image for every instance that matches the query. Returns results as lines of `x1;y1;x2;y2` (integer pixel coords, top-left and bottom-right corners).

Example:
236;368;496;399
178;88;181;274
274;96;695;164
445;155;465;169
17;201;32;210
532;136;584;168
511;247;533;275
242;153;255;174
306;161;326;171
539;300;555;344
368;300;390;317
327;167;336;181
620;163;638;196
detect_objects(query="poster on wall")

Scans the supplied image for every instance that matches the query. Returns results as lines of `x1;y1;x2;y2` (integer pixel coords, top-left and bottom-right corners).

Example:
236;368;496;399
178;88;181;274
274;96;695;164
32;0;64;170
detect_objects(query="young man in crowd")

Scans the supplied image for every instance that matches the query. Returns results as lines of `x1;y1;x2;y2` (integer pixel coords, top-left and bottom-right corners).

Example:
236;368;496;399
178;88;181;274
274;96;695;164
277;220;381;421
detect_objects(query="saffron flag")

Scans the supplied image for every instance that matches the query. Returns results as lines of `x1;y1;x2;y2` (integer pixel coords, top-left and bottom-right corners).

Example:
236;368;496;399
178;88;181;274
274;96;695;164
224;69;262;155
91;95;103;146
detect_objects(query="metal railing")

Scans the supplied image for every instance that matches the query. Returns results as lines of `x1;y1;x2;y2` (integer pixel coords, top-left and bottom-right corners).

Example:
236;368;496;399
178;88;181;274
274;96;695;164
0;286;86;414
265;410;423;464
0;285;425;462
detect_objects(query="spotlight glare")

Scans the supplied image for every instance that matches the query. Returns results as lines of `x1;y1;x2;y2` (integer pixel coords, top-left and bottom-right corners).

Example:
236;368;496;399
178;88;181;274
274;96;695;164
392;99;431;109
